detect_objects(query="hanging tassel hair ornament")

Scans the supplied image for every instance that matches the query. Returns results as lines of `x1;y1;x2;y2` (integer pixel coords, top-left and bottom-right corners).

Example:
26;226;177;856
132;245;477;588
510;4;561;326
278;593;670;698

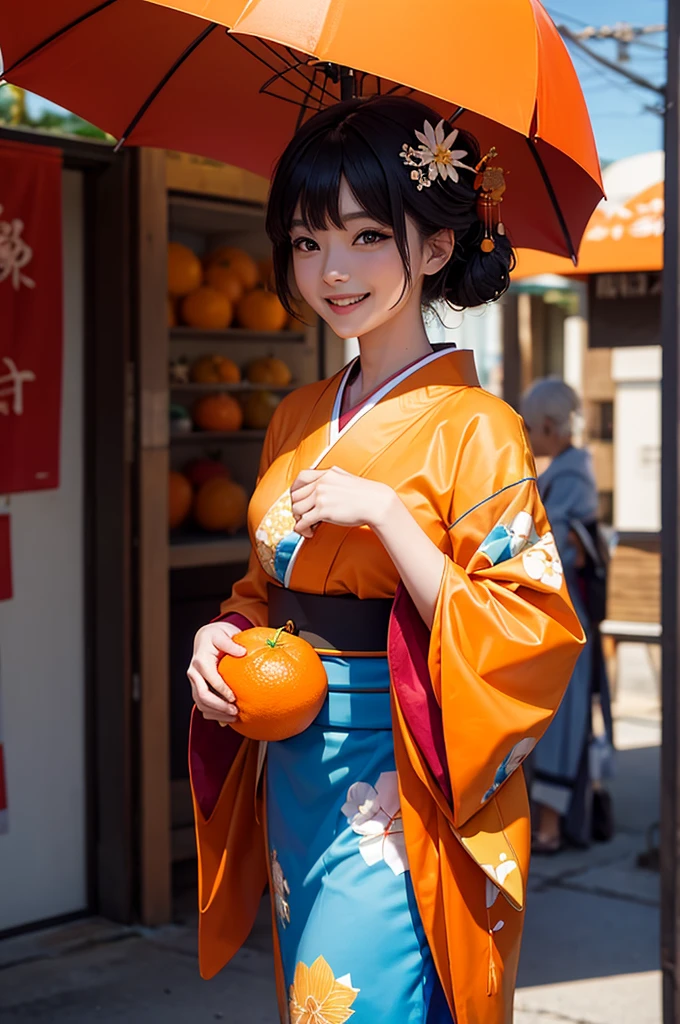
475;147;507;254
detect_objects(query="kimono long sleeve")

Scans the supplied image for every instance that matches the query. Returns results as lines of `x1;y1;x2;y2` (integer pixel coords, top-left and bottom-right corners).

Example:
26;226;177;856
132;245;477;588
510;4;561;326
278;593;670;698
430;400;585;829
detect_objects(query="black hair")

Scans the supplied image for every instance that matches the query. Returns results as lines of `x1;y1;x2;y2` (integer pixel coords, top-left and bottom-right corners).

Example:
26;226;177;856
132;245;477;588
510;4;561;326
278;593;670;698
265;95;515;317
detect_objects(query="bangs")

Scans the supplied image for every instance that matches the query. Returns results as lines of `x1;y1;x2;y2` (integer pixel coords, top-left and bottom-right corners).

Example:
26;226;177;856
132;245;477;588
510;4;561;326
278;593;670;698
269;123;398;239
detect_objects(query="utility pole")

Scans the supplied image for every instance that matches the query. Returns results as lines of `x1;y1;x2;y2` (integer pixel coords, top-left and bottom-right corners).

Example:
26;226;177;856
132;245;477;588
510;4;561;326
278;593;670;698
661;1;680;1021
557;23;665;96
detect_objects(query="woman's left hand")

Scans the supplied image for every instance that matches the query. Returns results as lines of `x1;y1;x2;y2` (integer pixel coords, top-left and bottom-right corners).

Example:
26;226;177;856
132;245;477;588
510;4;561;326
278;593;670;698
290;467;396;538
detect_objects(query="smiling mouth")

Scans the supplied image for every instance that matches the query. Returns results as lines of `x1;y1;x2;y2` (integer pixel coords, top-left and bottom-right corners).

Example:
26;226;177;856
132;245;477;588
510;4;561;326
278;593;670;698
325;293;369;309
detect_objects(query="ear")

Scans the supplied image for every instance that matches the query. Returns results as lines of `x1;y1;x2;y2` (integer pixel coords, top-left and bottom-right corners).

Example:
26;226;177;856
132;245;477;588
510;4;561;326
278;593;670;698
422;228;455;277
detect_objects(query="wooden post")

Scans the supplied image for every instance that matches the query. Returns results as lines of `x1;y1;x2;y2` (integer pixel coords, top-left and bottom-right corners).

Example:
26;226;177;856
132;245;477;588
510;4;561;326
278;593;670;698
135;148;171;925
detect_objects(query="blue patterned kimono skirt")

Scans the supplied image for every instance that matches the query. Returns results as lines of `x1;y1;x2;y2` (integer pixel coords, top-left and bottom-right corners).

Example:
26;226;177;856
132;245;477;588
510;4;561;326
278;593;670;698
266;655;454;1023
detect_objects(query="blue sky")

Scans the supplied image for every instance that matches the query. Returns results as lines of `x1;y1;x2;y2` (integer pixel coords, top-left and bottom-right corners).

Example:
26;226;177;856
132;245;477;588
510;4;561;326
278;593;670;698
545;1;666;162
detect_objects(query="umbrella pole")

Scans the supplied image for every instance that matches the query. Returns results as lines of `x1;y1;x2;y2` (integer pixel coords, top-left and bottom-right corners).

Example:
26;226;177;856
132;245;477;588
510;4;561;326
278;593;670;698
661;3;680;1022
340;66;355;101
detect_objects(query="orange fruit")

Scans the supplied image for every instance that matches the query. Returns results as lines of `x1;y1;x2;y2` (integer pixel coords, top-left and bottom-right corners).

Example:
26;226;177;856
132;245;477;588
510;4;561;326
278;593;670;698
243;390;279;430
237;288;288;332
190;355;241;384
203;247;259;290
246;356;292;387
167;296;177;328
204;262;245;304
168;471;193;529
193;477;248;533
183;458;231;489
193;393;244;432
221;626;328;741
181;287;233;330
168;242;202;297
257;256;276;291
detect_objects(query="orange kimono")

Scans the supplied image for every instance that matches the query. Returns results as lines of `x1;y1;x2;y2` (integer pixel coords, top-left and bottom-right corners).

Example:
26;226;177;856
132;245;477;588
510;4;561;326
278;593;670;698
189;347;584;1024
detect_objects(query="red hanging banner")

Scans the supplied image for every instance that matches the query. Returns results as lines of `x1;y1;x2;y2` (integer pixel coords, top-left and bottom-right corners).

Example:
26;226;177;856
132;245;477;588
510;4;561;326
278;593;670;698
0;514;11;602
0;141;63;493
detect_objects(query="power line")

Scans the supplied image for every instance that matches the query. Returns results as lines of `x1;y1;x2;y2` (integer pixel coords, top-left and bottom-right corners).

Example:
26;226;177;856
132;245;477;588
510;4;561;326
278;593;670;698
558;24;665;97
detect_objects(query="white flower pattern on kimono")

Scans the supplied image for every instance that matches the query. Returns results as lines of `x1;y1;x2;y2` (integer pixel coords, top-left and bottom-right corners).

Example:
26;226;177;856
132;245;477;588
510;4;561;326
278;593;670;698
341;771;408;876
522;532;564;590
482;853;520;933
482;737;536;803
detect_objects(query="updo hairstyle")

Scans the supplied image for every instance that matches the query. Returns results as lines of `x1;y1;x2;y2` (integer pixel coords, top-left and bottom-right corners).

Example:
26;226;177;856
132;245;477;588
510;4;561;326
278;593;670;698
266;95;515;316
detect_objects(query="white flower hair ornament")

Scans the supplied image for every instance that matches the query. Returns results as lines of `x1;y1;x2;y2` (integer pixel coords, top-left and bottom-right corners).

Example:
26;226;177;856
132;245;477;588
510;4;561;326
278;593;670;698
399;119;474;191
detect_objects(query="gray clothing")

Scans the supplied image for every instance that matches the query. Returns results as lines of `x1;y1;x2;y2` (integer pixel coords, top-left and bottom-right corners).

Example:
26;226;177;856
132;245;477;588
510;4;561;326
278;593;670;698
531;446;606;845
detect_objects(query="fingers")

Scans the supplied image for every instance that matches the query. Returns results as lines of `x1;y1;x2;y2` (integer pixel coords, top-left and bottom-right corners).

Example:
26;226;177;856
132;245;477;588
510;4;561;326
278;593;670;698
291;491;317;520
291;469;325;490
294;507;323;538
188;666;239;717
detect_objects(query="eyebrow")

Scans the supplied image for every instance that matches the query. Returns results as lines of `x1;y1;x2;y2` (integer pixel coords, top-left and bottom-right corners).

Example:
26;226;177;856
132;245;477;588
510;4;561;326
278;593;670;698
290;211;381;229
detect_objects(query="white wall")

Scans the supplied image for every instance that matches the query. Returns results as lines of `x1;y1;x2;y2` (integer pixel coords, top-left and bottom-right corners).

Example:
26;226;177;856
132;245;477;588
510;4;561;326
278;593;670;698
0;171;86;930
612;346;661;533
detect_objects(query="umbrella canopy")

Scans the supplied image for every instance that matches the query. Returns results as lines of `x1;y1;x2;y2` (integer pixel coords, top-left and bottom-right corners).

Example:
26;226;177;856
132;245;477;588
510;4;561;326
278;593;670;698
515;153;664;278
0;0;603;257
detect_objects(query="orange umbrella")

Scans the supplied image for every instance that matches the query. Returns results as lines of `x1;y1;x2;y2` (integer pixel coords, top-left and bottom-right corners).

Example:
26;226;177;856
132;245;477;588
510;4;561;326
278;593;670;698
515;179;664;278
0;0;603;257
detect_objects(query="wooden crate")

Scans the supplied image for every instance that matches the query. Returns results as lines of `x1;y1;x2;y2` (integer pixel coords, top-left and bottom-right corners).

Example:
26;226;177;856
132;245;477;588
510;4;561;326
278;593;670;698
607;538;660;623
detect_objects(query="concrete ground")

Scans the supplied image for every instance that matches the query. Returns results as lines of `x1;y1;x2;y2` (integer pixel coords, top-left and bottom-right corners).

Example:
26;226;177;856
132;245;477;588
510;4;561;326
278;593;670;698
0;643;661;1023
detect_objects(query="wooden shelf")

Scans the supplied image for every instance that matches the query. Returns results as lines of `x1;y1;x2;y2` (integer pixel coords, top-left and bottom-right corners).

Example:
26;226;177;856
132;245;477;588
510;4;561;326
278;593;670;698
171;327;306;343
168;193;265;234
170;382;296;394
170;429;267;444
169;533;252;569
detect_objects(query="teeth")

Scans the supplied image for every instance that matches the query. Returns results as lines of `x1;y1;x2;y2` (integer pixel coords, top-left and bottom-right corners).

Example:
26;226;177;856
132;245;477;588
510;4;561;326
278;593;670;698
328;295;366;307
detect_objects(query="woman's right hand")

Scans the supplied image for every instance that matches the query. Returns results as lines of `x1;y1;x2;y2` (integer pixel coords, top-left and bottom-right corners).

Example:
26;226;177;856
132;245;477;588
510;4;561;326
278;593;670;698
187;621;247;725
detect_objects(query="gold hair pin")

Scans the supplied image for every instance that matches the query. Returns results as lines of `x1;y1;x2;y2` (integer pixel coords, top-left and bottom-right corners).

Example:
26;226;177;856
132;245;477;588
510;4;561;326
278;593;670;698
475;147;507;252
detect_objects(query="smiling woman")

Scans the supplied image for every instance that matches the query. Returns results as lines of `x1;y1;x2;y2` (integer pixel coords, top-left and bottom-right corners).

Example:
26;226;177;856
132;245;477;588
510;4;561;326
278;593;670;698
185;95;584;1024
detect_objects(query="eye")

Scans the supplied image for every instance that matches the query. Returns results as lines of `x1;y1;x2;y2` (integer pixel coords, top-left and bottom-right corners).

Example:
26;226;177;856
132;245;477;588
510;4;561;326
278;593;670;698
291;236;319;253
355;229;390;246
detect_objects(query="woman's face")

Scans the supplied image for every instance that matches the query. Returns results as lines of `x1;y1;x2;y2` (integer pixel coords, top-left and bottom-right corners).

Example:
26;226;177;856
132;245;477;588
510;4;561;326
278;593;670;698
289;178;435;340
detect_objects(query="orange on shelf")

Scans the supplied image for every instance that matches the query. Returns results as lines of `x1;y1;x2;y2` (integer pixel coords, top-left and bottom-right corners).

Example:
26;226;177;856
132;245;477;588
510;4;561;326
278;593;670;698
246;356;292;387
183;457;231;489
167;295;177;328
168;470;193;528
243;390;279;429
193;393;244;432
168;242;202;298
257;256;276;292
236;288;287;332
190;355;241;384
204;262;245;305
203;246;259;291
194;477;248;533
221;626;328;741
181;286;233;330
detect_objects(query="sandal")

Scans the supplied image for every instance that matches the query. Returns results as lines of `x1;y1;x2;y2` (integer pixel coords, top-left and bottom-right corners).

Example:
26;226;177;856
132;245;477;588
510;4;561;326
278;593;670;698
531;834;563;856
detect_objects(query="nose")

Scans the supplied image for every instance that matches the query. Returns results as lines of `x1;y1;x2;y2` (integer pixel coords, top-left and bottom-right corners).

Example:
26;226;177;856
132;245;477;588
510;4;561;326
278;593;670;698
322;256;351;287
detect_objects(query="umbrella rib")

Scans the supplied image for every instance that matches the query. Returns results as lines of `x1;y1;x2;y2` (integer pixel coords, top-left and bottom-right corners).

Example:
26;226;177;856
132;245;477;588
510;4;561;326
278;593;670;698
226;33;330;106
4;0;118;75
114;22;218;150
446;106;466;125
526;138;578;264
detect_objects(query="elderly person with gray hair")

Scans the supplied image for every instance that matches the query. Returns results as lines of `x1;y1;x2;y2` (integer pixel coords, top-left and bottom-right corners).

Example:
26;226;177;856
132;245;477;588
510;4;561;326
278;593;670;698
521;377;612;852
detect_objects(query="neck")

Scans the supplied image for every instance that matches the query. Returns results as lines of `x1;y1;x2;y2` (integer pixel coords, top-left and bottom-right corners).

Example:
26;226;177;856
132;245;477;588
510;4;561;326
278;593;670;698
552;438;573;458
354;290;433;398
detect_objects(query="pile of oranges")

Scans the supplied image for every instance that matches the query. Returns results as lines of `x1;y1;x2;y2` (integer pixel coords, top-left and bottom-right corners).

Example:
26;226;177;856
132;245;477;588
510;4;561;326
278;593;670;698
168;242;294;332
169;458;248;534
